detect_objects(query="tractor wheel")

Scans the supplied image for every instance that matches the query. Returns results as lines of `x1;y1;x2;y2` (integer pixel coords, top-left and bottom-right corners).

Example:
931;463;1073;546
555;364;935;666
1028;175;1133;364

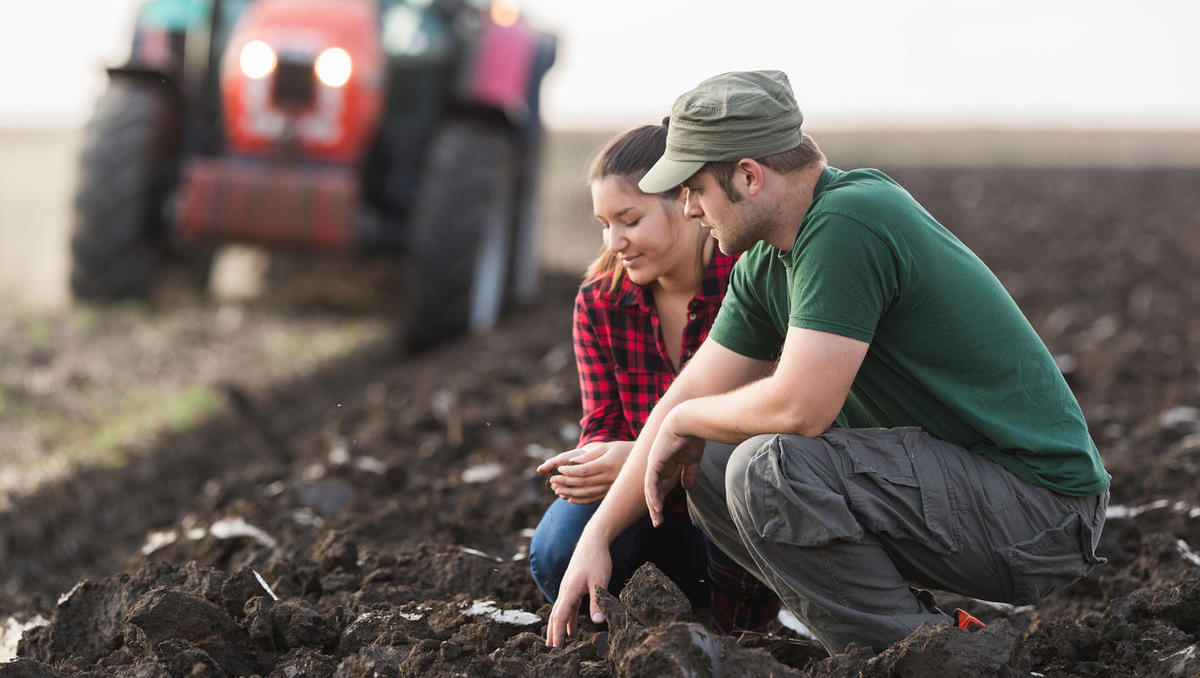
69;79;178;301
403;120;518;351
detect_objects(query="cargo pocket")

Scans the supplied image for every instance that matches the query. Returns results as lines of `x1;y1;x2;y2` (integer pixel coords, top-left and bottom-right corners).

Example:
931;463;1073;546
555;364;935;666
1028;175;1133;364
743;436;864;547
836;428;961;554
1004;511;1103;604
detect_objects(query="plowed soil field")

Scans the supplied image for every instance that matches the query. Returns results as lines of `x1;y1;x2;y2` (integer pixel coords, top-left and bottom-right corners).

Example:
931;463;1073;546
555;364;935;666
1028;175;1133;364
2;165;1199;677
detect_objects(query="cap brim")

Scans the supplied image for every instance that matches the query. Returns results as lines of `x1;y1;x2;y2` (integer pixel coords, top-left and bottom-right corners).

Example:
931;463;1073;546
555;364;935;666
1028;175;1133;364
638;157;705;194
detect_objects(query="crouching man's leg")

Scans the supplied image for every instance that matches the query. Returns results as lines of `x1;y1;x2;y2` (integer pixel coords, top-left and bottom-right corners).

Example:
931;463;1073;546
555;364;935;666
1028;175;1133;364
690;429;1107;654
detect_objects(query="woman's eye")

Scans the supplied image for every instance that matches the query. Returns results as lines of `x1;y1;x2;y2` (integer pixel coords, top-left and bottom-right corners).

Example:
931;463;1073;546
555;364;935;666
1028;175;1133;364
626;218;641;227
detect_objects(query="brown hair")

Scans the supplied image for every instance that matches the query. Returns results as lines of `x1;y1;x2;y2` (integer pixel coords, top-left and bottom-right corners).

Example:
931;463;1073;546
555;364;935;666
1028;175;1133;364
701;132;825;202
584;124;682;291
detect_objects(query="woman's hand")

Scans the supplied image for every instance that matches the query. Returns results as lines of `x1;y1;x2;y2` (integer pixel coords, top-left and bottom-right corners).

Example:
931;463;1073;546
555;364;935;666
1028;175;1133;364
537;440;635;504
546;533;612;647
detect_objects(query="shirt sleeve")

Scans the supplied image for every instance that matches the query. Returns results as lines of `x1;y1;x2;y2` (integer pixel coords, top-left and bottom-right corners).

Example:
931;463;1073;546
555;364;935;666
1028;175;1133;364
573;288;635;445
708;254;786;361
789;213;898;342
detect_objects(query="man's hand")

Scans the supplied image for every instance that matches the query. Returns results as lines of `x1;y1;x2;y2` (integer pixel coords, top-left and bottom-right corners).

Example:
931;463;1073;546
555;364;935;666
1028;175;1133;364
537;441;635;504
644;411;706;527
545;536;612;647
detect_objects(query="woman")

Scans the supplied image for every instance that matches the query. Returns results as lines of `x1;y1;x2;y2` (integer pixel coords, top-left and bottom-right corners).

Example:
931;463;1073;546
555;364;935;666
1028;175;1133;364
529;124;779;634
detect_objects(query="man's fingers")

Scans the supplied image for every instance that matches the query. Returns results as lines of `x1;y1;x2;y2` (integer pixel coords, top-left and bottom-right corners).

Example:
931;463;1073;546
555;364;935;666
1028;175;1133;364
681;462;700;490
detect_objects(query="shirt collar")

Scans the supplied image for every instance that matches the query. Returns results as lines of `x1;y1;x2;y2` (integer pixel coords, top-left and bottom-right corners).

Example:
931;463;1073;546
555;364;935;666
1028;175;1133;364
777;165;842;266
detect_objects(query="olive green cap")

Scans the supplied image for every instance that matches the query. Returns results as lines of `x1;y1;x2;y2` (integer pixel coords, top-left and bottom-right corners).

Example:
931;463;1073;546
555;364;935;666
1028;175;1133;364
639;70;804;194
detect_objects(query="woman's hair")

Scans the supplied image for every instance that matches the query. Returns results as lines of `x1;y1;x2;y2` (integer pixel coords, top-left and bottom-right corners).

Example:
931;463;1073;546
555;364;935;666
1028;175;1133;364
584;123;682;291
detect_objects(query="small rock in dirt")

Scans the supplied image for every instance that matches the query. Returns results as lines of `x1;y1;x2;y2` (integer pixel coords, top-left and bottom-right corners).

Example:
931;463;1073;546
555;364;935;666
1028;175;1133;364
243;597;341;652
312;531;359;572
618;563;692;628
123;587;257;677
219;568;265;619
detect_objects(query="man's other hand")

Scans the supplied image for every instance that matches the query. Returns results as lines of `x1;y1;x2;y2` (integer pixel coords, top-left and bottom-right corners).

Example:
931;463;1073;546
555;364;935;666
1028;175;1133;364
644;412;705;527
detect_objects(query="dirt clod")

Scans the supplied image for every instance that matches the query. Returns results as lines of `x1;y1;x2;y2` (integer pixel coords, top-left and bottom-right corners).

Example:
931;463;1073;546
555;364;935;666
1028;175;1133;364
618;563;692;628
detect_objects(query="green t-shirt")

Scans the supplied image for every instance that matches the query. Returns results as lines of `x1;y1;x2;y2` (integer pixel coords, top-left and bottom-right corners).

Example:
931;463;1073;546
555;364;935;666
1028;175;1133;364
710;167;1109;496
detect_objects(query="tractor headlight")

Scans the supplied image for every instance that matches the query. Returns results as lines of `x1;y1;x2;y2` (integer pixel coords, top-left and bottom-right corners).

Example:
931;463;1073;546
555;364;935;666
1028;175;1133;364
490;0;520;27
315;47;352;88
240;40;277;80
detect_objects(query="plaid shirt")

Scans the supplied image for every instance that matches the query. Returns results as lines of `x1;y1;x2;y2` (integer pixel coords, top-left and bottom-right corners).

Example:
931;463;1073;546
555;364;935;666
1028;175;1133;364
571;250;781;634
573;251;736;445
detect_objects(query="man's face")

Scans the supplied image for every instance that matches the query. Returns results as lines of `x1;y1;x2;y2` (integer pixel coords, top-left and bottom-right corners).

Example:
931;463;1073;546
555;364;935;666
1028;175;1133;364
681;170;769;256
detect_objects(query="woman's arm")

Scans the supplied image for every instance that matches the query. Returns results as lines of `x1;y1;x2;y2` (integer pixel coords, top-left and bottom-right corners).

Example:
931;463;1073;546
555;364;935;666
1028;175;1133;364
572;287;635;445
536;287;637;504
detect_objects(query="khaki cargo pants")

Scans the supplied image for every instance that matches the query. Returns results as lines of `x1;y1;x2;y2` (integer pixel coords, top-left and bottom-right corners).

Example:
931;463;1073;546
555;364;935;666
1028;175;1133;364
686;428;1107;653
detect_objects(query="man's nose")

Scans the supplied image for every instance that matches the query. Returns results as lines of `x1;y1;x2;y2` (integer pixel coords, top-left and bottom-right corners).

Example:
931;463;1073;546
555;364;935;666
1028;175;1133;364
683;191;703;219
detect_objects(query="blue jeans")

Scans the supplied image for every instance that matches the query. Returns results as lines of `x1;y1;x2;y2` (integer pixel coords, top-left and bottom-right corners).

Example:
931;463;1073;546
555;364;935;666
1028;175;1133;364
529;496;709;606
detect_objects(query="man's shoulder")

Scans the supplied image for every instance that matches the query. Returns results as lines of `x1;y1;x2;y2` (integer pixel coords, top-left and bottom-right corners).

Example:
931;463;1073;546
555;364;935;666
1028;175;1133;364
815;167;913;217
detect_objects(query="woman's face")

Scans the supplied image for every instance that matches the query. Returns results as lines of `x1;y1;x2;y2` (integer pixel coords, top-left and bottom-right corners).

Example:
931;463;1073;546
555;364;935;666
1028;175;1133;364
590;175;695;287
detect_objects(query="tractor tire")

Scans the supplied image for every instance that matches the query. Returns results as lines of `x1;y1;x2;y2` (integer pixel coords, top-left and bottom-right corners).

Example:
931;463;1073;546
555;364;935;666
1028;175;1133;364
403;120;518;351
69;79;178;301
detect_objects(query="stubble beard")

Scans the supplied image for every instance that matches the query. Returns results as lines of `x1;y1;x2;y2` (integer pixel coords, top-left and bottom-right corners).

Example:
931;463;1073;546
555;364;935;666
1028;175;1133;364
711;201;774;256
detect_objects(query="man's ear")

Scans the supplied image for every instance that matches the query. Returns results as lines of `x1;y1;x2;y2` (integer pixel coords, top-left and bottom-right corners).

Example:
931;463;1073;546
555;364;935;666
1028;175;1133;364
737;158;766;197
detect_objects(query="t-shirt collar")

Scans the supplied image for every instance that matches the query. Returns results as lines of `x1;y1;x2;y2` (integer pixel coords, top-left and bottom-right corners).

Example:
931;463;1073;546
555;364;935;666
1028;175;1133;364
776;166;841;266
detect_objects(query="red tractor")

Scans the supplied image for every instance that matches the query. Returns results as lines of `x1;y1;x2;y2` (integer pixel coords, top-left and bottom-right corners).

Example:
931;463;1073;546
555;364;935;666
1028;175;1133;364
71;0;556;349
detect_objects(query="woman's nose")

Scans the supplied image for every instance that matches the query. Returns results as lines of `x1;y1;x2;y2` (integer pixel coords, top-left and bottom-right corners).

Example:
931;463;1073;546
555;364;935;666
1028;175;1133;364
606;225;627;252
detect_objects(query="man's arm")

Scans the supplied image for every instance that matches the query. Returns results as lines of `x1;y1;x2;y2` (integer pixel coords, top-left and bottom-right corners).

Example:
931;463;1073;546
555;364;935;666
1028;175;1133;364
645;326;869;524
545;338;772;647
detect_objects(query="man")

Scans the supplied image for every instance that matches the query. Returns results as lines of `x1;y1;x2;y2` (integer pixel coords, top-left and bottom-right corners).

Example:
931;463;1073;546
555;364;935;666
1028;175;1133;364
545;70;1109;654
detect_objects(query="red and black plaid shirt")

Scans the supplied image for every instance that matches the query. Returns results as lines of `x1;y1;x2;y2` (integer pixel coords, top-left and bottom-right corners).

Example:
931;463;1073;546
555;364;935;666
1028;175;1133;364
571;250;781;634
573;251;736;445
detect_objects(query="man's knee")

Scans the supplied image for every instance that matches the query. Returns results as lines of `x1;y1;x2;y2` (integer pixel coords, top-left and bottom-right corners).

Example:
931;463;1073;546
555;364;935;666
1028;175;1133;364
725;434;781;513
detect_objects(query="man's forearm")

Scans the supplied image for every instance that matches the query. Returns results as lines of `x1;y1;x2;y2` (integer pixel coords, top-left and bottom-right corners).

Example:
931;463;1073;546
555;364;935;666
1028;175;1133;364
668;375;828;443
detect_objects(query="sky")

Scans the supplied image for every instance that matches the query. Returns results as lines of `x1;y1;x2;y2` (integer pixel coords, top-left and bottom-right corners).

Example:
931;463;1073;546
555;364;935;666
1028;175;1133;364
1;0;1198;130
